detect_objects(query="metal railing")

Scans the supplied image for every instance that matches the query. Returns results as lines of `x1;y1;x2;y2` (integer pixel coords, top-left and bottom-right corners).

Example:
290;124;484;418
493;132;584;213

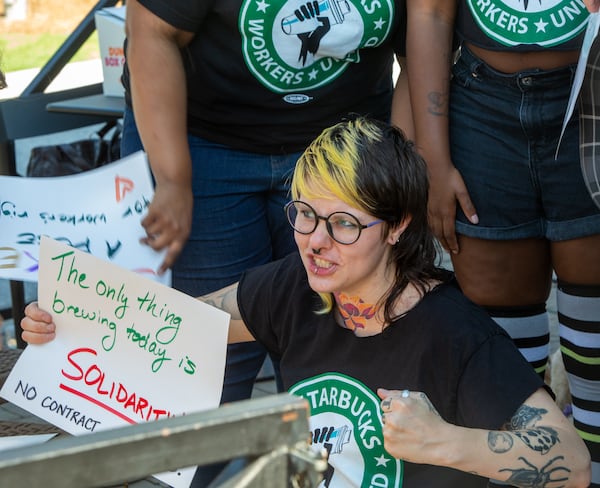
0;393;326;488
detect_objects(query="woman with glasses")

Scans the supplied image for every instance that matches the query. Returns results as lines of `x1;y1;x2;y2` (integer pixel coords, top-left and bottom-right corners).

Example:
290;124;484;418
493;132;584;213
21;117;591;487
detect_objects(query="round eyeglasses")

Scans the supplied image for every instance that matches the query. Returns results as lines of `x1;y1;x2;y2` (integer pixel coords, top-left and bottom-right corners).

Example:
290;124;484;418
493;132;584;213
285;200;383;245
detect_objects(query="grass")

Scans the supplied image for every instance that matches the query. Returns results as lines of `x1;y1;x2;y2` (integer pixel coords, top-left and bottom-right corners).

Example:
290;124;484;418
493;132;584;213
0;31;99;73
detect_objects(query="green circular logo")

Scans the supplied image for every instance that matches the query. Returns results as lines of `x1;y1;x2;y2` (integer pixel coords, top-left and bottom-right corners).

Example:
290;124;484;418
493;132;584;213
466;0;588;47
239;0;394;94
290;372;402;487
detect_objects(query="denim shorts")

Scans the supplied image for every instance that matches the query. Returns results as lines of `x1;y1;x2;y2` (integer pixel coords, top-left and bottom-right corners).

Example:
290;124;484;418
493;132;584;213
450;46;600;241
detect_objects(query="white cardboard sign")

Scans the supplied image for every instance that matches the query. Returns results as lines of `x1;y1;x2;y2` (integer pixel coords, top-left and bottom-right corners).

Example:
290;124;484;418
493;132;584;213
0;151;170;286
1;237;230;487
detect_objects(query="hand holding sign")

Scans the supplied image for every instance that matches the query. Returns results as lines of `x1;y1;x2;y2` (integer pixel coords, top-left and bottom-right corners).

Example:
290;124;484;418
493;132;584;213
1;237;230;487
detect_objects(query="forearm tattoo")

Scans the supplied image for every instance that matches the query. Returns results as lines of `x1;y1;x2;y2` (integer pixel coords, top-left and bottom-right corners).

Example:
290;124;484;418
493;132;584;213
427;90;449;117
487;405;570;486
505;405;547;430
201;284;242;320
499;456;570;487
488;405;560;455
488;431;514;453
495;405;560;455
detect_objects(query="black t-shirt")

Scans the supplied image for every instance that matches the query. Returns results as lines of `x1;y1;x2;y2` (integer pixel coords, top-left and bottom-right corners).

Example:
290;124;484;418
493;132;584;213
455;0;587;52
124;0;407;153
238;253;544;487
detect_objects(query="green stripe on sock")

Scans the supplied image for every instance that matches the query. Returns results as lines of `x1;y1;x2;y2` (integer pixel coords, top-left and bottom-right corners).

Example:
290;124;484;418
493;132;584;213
561;345;600;365
576;427;600;444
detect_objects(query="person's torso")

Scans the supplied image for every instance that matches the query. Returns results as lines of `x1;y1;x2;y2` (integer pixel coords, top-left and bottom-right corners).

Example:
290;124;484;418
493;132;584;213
238;253;543;487
127;0;407;153
456;0;588;52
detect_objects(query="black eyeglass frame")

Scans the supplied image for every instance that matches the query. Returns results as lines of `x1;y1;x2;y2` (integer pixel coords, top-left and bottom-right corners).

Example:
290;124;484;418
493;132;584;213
284;200;384;245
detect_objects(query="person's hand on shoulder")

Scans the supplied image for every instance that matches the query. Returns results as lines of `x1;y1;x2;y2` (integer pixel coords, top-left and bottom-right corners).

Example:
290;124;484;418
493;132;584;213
20;302;56;345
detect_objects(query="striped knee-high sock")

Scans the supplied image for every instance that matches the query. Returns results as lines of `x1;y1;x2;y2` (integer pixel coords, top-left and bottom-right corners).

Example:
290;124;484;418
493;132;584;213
486;304;550;378
558;281;600;487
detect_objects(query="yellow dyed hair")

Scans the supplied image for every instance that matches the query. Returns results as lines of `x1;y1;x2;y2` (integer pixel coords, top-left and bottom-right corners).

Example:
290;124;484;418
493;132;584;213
291;118;385;314
291;117;383;210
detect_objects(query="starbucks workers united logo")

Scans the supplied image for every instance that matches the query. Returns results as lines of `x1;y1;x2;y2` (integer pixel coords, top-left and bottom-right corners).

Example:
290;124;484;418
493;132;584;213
239;0;394;96
467;0;589;47
290;373;402;487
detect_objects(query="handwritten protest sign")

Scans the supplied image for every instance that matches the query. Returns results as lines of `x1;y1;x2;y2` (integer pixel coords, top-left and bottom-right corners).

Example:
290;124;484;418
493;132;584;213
0;237;230;487
0;151;170;286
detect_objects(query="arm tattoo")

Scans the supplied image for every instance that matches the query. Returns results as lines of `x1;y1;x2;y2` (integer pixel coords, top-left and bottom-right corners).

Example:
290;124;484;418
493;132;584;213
418;392;441;417
505;405;547;430
514;427;560;455
499;456;570;487
427;91;449;117
500;405;560;455
201;284;242;320
488;431;514;453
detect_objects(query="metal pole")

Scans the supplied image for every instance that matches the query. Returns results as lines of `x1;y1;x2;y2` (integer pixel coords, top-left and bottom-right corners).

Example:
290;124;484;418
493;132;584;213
0;394;324;488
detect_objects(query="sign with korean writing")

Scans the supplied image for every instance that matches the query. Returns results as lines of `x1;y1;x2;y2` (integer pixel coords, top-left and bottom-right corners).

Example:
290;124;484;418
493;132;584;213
0;237;230;487
0;151;170;286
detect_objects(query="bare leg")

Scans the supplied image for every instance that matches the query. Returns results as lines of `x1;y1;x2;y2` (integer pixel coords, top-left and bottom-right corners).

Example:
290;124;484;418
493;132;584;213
451;236;553;376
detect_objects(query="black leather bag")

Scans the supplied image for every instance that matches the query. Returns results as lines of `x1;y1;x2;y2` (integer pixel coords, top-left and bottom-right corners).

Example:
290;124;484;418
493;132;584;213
26;120;121;177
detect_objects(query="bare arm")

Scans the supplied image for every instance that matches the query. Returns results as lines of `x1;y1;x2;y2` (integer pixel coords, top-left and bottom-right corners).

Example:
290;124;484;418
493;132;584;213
379;388;591;487
405;1;477;253
21;283;255;346
199;283;255;344
584;0;600;12
126;0;195;273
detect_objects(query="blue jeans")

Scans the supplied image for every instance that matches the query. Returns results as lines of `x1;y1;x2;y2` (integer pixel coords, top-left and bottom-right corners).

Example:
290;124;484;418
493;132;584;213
121;106;298;402
450;46;600;241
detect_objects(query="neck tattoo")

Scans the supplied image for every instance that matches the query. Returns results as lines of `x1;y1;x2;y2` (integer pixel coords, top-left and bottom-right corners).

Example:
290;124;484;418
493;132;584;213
334;292;378;331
